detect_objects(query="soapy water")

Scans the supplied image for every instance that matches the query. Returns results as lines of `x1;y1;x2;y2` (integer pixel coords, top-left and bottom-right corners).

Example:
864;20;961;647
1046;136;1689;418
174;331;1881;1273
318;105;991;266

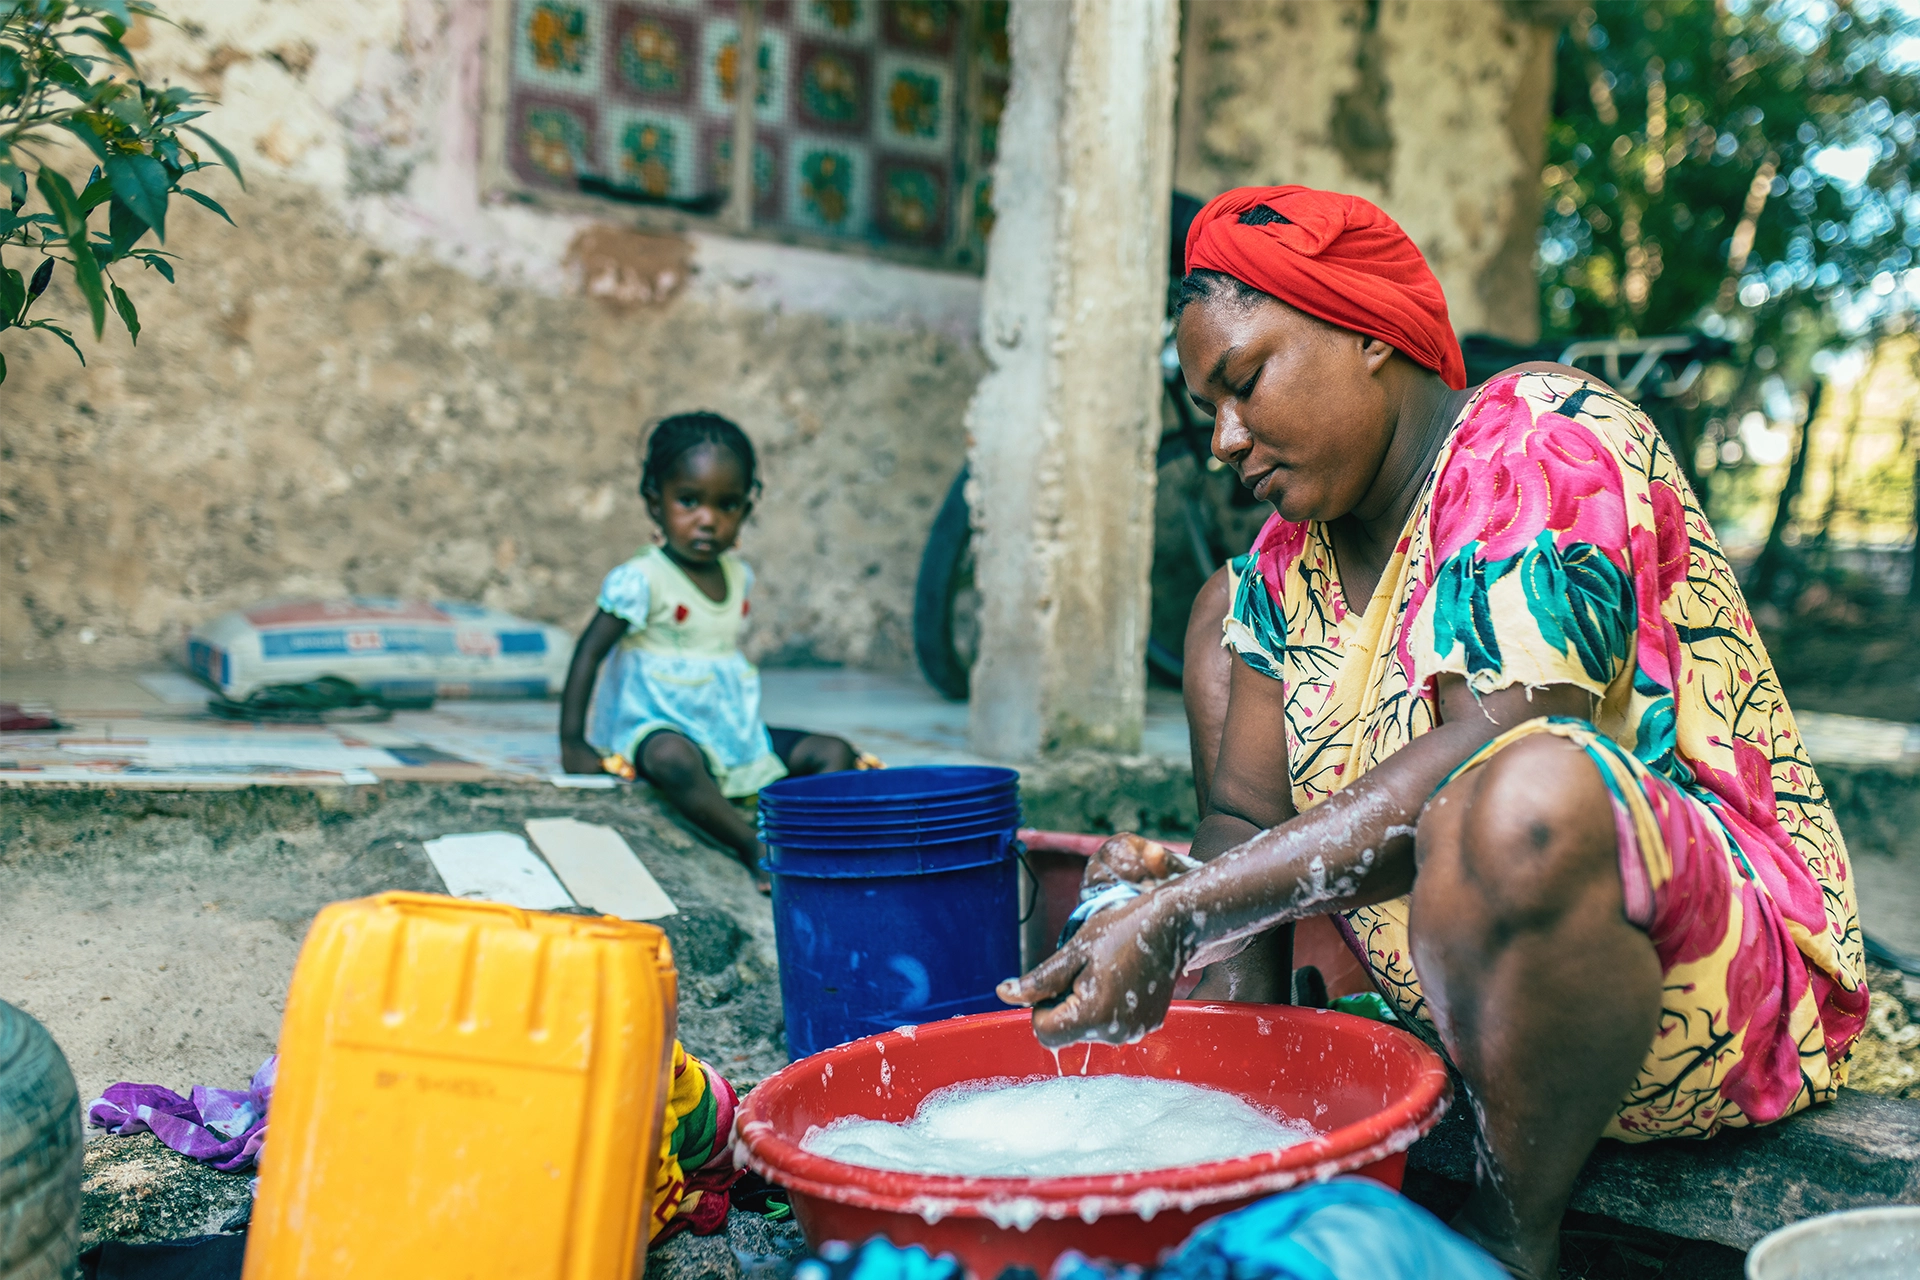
801;1075;1318;1178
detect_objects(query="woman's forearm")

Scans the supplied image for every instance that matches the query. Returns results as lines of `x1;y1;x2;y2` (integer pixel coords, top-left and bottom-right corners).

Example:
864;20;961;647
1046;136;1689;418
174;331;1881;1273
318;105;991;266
1150;720;1493;967
1150;679;1597;968
1187;812;1261;862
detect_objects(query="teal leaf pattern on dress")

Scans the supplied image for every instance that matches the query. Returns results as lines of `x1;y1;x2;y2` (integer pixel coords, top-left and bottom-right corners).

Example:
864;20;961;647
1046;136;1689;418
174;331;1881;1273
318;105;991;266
1431;539;1503;683
1430;533;1635;689
1229;550;1286;681
1517;533;1636;685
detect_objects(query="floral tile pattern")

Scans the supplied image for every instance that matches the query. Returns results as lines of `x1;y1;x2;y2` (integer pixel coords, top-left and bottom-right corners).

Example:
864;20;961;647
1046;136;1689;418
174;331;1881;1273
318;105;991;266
504;0;1005;262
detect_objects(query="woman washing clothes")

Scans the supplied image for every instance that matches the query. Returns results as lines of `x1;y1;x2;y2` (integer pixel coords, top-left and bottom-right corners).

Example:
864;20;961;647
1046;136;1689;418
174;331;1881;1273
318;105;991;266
999;186;1866;1279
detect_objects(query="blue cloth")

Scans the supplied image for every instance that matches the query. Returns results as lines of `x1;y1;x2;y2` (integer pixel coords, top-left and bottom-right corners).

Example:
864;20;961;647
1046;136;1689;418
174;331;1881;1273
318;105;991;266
1146;1179;1506;1280
797;1181;1507;1280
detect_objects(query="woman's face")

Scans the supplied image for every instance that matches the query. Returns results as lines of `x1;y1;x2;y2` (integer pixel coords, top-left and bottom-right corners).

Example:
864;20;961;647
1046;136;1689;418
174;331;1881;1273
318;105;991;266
1175;292;1396;525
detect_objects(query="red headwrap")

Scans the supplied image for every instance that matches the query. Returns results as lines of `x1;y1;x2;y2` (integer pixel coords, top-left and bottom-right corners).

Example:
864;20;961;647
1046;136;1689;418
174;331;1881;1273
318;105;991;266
1183;186;1466;390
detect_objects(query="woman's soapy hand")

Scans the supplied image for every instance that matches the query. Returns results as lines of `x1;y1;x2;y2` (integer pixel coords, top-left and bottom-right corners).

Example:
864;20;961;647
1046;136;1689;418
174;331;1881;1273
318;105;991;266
998;885;1184;1050
1081;832;1186;893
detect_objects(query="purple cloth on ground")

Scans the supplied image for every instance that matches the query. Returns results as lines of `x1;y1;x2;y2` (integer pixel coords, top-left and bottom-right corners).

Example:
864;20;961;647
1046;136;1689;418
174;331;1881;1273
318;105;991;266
88;1057;276;1172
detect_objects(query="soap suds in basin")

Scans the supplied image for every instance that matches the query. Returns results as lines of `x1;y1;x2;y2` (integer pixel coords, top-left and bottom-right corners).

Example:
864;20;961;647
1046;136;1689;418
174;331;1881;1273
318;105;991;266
801;1075;1317;1178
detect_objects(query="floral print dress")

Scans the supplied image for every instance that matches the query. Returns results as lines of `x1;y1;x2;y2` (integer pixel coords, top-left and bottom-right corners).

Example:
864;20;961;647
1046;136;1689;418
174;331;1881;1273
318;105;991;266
1223;371;1867;1140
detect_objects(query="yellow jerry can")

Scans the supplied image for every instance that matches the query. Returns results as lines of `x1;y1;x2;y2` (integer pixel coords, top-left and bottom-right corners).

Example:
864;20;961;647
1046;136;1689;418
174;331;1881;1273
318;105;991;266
244;892;678;1280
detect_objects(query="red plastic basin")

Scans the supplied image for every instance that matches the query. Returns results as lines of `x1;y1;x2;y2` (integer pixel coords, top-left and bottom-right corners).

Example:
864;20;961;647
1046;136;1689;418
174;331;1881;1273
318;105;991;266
735;1002;1452;1278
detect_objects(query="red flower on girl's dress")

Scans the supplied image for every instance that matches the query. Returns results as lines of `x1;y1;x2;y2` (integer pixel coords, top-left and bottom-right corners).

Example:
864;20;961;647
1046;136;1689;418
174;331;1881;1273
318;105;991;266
742;600;750;616
674;604;690;623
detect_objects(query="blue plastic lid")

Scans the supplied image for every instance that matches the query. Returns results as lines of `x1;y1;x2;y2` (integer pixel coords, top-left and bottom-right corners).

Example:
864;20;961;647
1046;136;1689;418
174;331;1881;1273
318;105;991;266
760;817;1022;850
759;801;1021;835
758;765;1019;806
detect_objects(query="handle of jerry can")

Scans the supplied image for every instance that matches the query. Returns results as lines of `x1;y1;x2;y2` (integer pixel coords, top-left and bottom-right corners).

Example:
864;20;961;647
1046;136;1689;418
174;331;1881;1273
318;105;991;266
374;889;533;929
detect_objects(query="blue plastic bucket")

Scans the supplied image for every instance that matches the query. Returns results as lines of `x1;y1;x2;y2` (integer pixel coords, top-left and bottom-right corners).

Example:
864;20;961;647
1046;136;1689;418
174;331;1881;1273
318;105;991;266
763;768;1022;1059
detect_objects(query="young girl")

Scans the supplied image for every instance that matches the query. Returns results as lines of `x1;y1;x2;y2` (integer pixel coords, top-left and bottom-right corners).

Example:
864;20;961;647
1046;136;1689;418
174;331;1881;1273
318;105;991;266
560;412;857;889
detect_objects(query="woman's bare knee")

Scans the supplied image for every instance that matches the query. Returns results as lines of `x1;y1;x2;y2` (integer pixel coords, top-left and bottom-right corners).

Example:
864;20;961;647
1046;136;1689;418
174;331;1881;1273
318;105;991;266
1416;734;1620;944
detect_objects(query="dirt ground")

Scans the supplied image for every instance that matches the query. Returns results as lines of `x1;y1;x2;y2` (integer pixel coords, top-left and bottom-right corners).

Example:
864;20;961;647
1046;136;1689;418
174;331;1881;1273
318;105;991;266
0;784;789;1106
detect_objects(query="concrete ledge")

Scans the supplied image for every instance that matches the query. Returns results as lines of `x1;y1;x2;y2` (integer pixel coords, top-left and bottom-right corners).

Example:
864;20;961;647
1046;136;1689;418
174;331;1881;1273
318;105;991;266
1407;1087;1920;1249
1015;751;1198;839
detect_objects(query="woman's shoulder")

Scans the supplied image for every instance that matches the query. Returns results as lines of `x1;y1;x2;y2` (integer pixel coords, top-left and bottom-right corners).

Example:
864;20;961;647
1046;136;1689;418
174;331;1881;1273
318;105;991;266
1452;365;1658;461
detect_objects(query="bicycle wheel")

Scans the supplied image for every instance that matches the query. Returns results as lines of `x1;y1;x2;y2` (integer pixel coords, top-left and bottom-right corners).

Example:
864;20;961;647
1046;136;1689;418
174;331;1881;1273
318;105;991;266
913;466;978;701
913;448;1231;696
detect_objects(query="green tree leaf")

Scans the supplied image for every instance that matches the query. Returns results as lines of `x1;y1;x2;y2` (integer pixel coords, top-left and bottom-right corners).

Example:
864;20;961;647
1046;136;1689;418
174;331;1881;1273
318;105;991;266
105;88;150;132
35;166;88;243
28;320;87;367
77;174;114;212
104;152;168;241
0;46;26;108
40;55;91;93
75;26;135;68
0;348;8;385
179;186;232;225
38;167;108;338
58;117;112;162
110;280;138;344
28;257;52;299
0;267;24;324
183;124;245;189
136;252;173;283
107;196;148;257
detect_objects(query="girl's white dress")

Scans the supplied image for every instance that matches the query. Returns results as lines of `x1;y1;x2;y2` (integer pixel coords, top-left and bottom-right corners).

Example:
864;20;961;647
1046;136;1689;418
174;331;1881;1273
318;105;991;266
586;546;786;797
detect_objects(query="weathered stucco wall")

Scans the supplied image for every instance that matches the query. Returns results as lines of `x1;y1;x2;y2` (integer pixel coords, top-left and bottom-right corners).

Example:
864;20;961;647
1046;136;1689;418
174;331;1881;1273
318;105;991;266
1174;0;1561;342
2;0;1560;677
1;0;983;673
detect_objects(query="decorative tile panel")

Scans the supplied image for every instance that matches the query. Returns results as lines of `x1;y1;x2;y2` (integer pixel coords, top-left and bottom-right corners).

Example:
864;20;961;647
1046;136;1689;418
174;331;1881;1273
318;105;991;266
500;0;1005;266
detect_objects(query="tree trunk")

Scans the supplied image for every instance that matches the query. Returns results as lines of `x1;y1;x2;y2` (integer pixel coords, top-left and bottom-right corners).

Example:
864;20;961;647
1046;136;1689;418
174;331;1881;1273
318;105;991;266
1748;377;1824;605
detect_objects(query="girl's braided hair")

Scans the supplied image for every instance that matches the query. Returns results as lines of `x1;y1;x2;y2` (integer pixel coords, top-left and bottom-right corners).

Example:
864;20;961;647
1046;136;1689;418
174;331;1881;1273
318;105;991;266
640;411;761;499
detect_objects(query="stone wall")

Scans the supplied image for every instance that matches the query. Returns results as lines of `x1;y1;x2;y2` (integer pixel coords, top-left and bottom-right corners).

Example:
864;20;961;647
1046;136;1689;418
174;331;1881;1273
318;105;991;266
1174;0;1563;342
1;0;1560;675
0;0;984;673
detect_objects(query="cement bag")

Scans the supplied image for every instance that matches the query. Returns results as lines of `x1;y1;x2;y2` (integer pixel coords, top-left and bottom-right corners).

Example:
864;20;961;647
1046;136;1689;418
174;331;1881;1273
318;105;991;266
186;599;571;701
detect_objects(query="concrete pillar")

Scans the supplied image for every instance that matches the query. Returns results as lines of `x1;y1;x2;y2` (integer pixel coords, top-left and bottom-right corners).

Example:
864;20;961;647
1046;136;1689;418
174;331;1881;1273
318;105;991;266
964;0;1180;761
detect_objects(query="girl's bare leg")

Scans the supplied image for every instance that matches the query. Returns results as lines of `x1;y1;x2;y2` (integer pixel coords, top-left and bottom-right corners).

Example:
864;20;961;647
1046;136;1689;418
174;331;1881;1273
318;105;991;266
1410;732;1663;1279
640;732;771;891
784;734;856;776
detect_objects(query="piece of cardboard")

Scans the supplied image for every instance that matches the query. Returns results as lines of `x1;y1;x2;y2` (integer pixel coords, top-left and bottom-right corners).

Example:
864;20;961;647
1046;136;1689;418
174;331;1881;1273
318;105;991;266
524;818;678;920
423;831;575;910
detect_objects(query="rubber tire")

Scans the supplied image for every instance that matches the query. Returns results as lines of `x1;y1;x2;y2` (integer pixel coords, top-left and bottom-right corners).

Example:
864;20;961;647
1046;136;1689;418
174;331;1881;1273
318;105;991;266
913;466;976;702
917;466;1193;694
0;1001;81;1280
